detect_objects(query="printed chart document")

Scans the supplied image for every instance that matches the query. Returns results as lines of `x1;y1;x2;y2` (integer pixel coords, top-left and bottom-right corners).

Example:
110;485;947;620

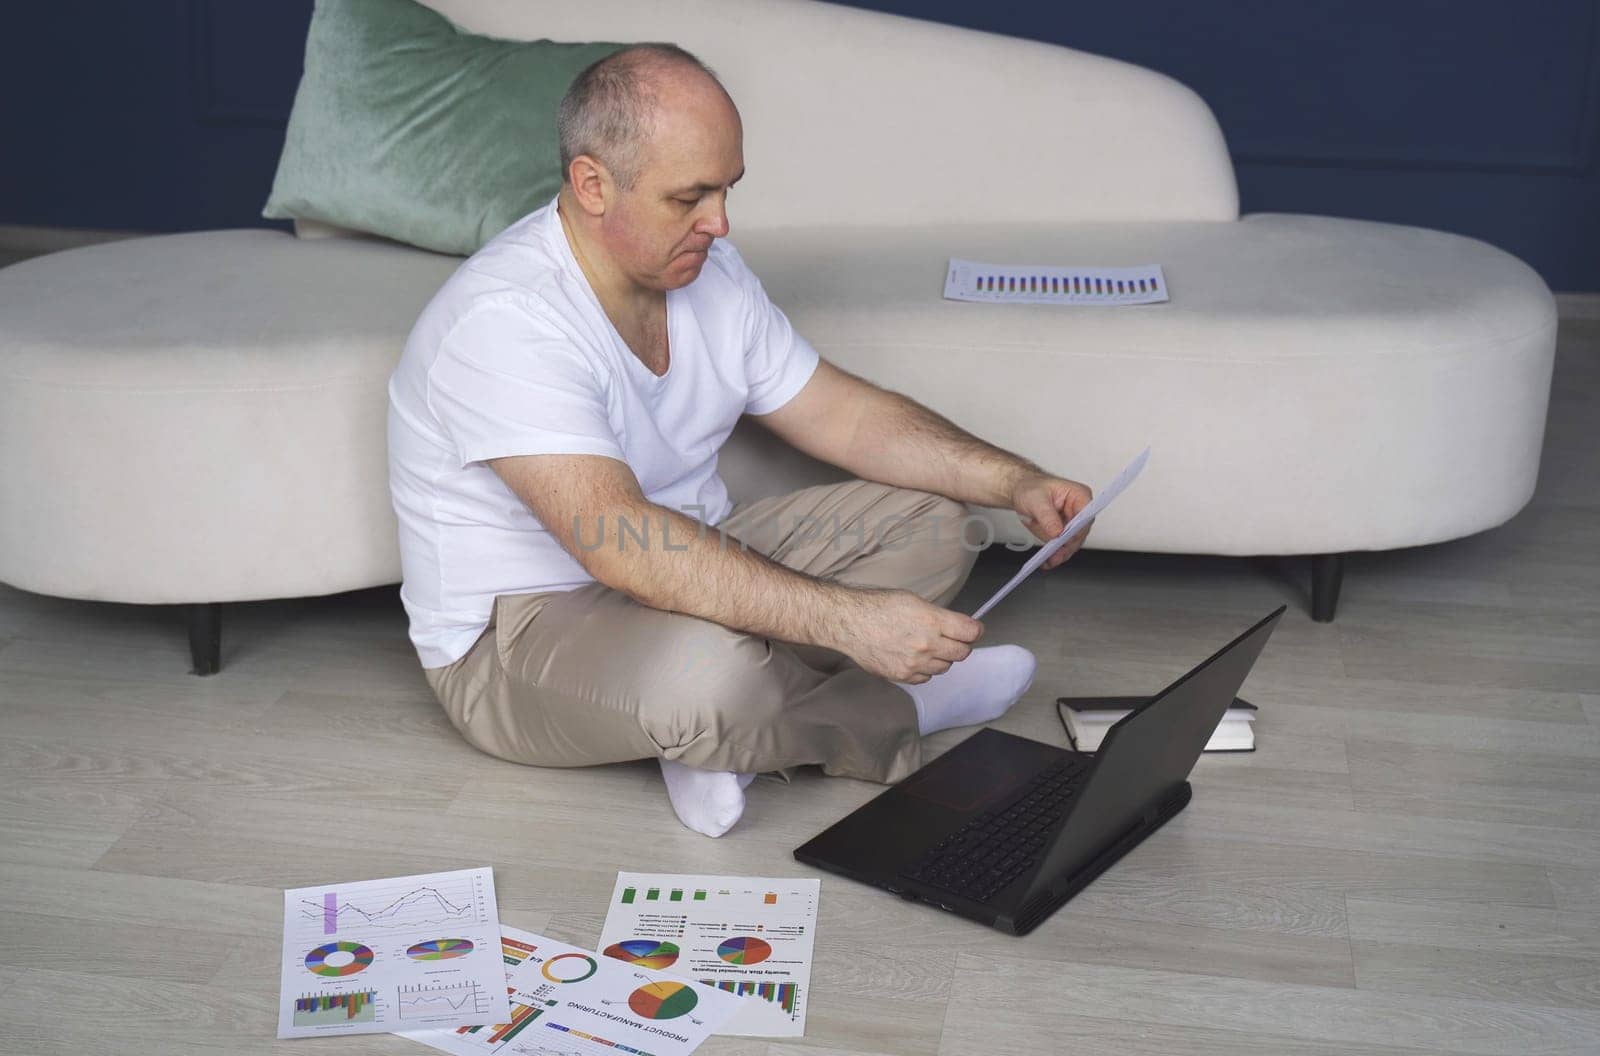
399;926;742;1056
597;874;820;1038
944;258;1168;306
972;447;1151;620
277;867;511;1039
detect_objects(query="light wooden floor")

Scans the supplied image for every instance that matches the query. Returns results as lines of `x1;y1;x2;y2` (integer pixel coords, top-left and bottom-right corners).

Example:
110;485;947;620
1;305;1597;1056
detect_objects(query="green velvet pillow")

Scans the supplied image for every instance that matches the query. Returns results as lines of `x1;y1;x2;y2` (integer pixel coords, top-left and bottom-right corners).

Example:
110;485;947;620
263;0;625;255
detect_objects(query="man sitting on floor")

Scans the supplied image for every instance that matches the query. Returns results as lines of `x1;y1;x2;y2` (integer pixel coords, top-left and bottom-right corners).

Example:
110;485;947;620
387;43;1093;836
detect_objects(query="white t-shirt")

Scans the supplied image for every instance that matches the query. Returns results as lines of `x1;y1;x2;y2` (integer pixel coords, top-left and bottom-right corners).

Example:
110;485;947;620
388;197;820;668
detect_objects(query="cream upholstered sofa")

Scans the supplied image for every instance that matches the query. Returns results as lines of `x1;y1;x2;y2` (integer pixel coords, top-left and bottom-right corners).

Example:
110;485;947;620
0;0;1556;673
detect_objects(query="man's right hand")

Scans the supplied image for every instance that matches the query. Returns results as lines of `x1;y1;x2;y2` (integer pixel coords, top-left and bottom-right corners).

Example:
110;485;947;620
831;588;985;683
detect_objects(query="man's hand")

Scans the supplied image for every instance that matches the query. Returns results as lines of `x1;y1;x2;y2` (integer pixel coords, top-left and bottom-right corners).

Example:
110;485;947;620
830;588;985;683
1011;471;1095;571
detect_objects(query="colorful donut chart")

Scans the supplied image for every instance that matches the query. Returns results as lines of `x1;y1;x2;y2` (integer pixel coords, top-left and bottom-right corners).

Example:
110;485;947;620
540;952;598;984
304;941;375;977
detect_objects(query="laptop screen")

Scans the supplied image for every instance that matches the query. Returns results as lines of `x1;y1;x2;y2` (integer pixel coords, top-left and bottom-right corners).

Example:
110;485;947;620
1023;607;1285;900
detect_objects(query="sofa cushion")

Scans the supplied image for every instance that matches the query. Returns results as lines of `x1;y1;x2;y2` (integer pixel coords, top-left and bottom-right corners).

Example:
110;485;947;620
0;231;460;602
721;213;1556;555
262;0;623;255
0;215;1556;606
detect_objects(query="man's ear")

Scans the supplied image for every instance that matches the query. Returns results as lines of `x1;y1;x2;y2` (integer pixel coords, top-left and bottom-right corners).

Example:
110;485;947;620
568;155;611;217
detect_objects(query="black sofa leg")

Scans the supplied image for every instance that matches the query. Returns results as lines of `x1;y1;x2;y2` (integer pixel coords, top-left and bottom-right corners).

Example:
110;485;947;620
1311;554;1343;623
188;602;221;675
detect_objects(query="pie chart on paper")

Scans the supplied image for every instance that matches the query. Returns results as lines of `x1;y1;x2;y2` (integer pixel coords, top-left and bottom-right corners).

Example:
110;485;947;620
716;936;771;965
406;938;474;961
303;941;375;978
603;939;680;970
628;981;699;1020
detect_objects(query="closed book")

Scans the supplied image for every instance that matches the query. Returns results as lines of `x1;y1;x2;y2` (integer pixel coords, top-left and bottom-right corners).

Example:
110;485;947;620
1056;696;1257;753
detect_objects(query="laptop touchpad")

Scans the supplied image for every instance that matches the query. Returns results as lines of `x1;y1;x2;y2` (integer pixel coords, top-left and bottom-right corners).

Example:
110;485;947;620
900;756;1036;813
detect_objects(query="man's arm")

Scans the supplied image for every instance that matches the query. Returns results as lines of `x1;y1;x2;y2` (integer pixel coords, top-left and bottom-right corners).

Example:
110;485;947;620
487;453;982;682
752;360;1095;569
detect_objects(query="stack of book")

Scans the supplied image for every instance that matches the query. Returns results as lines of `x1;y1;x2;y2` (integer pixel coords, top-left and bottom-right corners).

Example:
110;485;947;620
1056;696;1257;753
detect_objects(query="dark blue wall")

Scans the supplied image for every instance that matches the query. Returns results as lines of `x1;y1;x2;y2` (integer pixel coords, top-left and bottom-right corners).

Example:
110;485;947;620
3;1;1596;289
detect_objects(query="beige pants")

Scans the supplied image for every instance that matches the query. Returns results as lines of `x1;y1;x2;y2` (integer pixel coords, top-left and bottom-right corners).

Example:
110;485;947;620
423;480;980;783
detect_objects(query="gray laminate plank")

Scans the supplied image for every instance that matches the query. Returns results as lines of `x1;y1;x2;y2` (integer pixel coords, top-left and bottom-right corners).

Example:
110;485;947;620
940;1011;1465;1056
1349;739;1600;793
1;731;466;813
1548;867;1600;916
0;967;288;1056
0;863;277;939
1348;740;1600;829
1347;896;1600;959
795;991;947;1056
1037;600;1348;683
1506;550;1600;611
675;1040;768;1056
1340;711;1600;759
1;668;284;737
0;775;155;870
767;1046;898;1056
1256;676;1592;725
941;954;1600;1055
90;783;619;888
1072;834;1553;918
1190;765;1357;812
1170;797;1600;871
0;910;244;983
926;904;1354;988
1352;942;1600;1012
1337;600;1600;694
1351;785;1600;832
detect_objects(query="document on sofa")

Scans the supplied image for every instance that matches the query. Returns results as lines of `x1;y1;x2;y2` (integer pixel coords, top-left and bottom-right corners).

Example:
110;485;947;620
972;447;1151;620
944;258;1168;305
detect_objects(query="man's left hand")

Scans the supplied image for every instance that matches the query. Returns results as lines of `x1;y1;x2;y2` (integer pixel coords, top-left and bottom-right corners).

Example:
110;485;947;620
1011;471;1095;570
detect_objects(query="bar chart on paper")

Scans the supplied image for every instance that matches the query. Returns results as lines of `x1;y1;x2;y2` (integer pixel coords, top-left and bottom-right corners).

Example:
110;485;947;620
704;979;799;1016
944;258;1168;305
599;874;820;1037
293;989;379;1027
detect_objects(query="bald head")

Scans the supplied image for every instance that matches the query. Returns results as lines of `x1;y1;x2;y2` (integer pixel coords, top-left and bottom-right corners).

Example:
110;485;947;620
557;44;736;192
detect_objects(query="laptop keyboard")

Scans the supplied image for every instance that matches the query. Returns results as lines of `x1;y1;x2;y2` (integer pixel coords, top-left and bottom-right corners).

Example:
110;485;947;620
900;756;1088;905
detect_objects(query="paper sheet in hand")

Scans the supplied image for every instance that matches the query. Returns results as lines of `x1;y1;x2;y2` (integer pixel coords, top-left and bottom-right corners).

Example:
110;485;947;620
972;448;1150;620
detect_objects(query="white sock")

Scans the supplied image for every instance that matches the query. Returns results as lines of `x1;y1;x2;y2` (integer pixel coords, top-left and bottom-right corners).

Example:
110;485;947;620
896;644;1037;736
659;759;755;837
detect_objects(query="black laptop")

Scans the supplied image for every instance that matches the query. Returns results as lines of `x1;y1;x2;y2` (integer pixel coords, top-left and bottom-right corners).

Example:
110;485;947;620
794;606;1286;935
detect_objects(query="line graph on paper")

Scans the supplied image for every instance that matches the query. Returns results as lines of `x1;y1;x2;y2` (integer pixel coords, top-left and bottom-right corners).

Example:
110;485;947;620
397;980;492;1021
297;873;491;938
